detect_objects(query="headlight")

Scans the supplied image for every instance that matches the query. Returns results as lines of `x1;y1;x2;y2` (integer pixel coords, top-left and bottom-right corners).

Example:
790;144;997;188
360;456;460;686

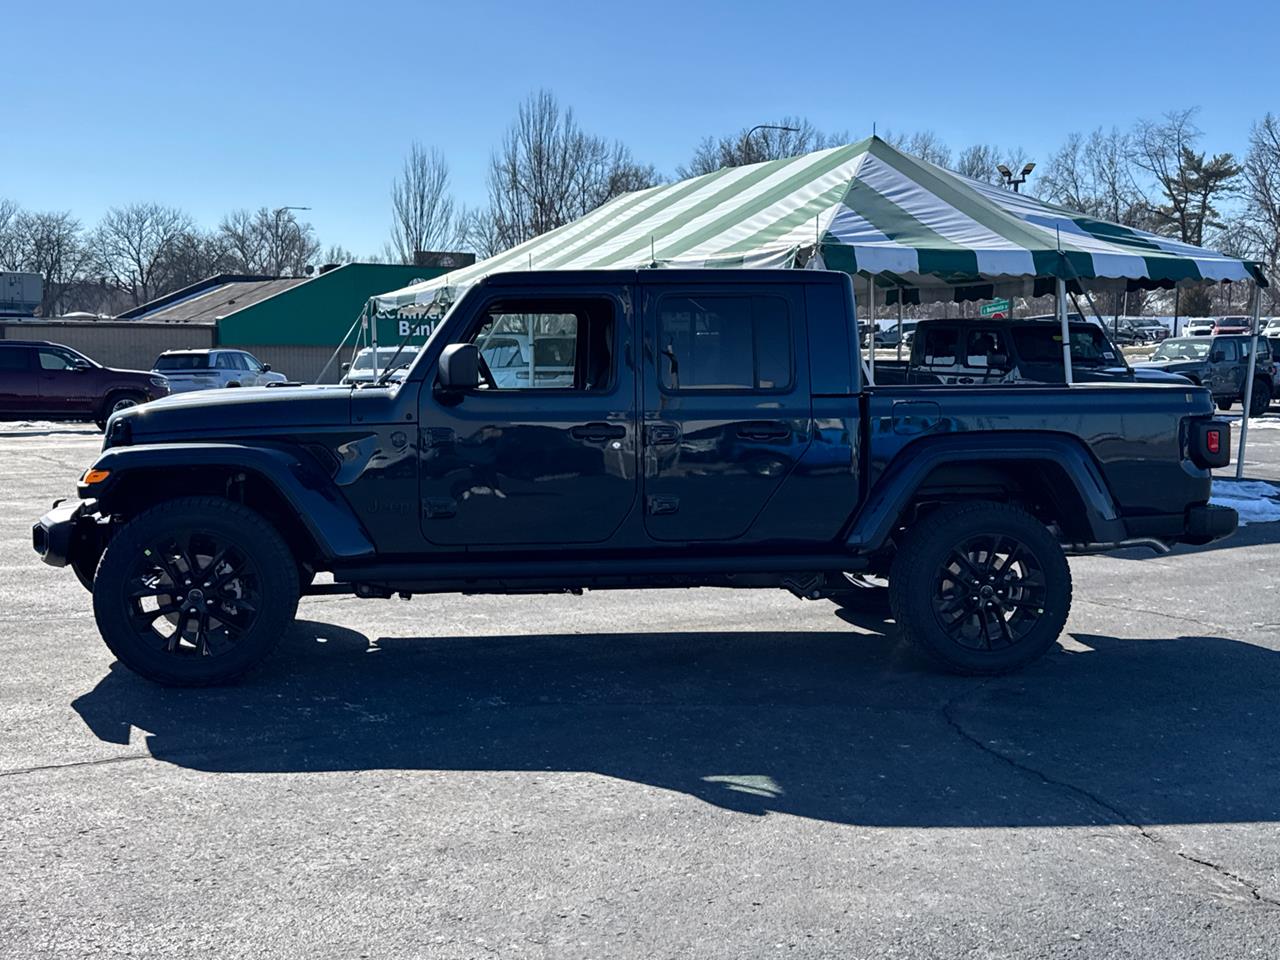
149;376;169;388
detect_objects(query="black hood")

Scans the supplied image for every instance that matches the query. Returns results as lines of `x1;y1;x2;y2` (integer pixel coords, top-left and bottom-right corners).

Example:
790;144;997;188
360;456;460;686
112;385;354;439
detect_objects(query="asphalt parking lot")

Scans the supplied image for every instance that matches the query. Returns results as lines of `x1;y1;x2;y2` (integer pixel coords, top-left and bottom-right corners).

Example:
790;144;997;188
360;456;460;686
4;422;1280;959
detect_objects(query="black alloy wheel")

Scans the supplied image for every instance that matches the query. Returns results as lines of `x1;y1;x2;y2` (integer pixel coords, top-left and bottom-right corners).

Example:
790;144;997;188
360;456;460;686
93;497;299;685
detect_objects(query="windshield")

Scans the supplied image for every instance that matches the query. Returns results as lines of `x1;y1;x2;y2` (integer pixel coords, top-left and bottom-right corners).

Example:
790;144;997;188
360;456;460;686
351;347;418;371
1010;326;1120;366
1151;339;1211;361
155;353;210;370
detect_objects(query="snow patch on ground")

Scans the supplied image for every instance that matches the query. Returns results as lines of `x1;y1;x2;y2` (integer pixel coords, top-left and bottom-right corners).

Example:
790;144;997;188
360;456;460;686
1211;479;1280;525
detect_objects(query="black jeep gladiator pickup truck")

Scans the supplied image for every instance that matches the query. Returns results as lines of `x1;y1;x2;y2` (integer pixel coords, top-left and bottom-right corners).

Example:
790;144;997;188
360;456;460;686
33;270;1237;685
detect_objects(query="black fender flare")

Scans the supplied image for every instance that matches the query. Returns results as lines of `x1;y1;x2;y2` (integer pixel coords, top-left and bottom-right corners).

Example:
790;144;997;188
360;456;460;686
84;443;376;562
844;432;1126;552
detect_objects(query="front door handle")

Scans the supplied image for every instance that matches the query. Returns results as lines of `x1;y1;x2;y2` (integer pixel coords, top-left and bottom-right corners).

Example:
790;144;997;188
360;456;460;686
736;420;790;441
570;422;627;442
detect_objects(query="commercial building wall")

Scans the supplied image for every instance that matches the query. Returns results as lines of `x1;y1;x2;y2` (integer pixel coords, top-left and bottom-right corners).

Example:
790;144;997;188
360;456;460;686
0;321;214;369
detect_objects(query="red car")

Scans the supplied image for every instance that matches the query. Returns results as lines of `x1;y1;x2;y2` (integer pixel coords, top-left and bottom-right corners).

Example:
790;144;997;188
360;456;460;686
0;340;170;430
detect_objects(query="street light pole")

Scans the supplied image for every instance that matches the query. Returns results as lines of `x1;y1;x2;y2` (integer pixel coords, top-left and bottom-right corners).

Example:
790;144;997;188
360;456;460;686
271;206;311;278
996;163;1036;193
742;124;800;163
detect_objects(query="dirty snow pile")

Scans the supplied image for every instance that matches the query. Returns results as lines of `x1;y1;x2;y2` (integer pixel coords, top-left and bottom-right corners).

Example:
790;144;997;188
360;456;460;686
1211;479;1280;525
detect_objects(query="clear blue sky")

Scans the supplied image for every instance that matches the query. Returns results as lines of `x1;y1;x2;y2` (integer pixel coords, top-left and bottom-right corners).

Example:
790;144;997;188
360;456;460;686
7;0;1279;256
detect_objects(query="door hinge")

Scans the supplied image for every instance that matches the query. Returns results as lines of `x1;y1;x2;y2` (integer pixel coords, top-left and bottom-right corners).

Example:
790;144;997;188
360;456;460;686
422;497;457;519
646;495;679;516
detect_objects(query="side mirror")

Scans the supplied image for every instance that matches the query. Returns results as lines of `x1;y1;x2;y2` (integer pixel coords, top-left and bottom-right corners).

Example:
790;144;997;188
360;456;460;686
1211;351;1225;363
987;352;1011;371
72;359;91;372
261;363;271;372
436;343;480;394
340;362;350;372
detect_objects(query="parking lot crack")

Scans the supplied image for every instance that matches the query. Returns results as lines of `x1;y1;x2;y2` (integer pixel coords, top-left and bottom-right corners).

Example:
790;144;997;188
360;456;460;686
941;684;1280;909
1077;596;1225;632
0;753;151;778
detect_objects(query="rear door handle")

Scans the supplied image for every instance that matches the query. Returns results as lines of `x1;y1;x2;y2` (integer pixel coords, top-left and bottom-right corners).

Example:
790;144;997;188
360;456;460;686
570;422;627;442
736;420;790;441
645;422;680;445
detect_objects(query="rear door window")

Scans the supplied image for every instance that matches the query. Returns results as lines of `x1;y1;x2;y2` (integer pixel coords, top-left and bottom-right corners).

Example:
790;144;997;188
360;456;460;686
0;347;30;371
656;294;792;391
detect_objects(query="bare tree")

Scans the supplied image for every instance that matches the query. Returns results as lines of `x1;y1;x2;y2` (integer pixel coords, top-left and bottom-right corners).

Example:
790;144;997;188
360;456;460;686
0;198;19;269
881;129;951;168
484;90;660;253
678;117;847;178
90;203;195;306
1234;113;1280;309
952;144;1030;185
1039;128;1145;224
11;211;91;315
217;207;320;276
387;143;459;264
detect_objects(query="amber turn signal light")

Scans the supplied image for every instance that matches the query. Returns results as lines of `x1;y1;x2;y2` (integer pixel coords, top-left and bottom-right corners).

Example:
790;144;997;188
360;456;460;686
80;468;111;485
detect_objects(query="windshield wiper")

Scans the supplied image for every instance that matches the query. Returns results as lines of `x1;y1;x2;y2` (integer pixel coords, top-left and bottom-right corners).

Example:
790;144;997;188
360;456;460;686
372;327;418;387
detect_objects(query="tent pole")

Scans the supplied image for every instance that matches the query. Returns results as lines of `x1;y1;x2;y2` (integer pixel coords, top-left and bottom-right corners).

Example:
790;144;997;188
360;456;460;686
1236;281;1262;479
896;289;904;362
371;304;379;381
866;277;876;384
1057;278;1073;385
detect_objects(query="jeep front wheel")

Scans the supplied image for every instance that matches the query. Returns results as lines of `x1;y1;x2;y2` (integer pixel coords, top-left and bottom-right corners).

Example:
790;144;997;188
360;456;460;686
888;502;1071;675
92;497;299;686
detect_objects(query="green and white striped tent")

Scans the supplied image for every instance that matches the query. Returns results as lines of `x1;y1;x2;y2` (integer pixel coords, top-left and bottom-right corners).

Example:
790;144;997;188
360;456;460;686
373;134;1266;314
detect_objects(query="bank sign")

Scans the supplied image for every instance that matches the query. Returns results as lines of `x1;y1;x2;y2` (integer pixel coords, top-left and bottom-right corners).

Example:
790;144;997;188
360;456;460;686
371;314;437;346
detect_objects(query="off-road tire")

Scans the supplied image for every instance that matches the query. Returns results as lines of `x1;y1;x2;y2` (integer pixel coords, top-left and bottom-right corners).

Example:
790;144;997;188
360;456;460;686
1249;379;1272;417
1217;398;1234;412
93;496;299;686
888;501;1071;675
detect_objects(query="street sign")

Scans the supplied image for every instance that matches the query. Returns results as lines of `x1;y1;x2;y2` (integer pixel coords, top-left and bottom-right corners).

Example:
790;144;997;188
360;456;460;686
980;298;1011;317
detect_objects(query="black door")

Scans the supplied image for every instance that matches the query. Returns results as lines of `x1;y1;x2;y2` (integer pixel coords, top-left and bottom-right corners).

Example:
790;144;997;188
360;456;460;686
417;287;638;547
641;282;812;542
0;345;37;416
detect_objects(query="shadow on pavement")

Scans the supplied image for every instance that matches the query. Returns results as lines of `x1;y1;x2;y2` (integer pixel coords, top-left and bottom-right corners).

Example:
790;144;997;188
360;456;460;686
72;618;1280;828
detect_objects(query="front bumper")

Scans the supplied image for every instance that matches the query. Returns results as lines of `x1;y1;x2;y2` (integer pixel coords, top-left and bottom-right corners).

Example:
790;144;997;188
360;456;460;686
32;500;84;567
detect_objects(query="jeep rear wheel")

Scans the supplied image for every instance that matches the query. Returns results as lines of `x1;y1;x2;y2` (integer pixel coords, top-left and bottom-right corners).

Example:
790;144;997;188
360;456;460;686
92;497;299;686
888;502;1071;675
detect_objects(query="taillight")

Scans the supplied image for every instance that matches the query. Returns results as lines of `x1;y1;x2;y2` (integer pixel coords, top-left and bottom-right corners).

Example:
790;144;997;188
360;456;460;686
1189;419;1230;469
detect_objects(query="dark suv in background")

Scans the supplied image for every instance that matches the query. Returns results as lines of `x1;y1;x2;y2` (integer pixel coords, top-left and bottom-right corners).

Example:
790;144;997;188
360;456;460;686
1135;334;1274;415
0;340;170;429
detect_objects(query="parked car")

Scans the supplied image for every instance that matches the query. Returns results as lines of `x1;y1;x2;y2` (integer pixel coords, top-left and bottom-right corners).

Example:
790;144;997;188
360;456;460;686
1211;316;1252;335
1262;317;1280;340
340;346;420;385
35;268;1236;686
152;349;286;393
0;339;169;430
1184;318;1216;336
1134;334;1275;414
873;318;1189;387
